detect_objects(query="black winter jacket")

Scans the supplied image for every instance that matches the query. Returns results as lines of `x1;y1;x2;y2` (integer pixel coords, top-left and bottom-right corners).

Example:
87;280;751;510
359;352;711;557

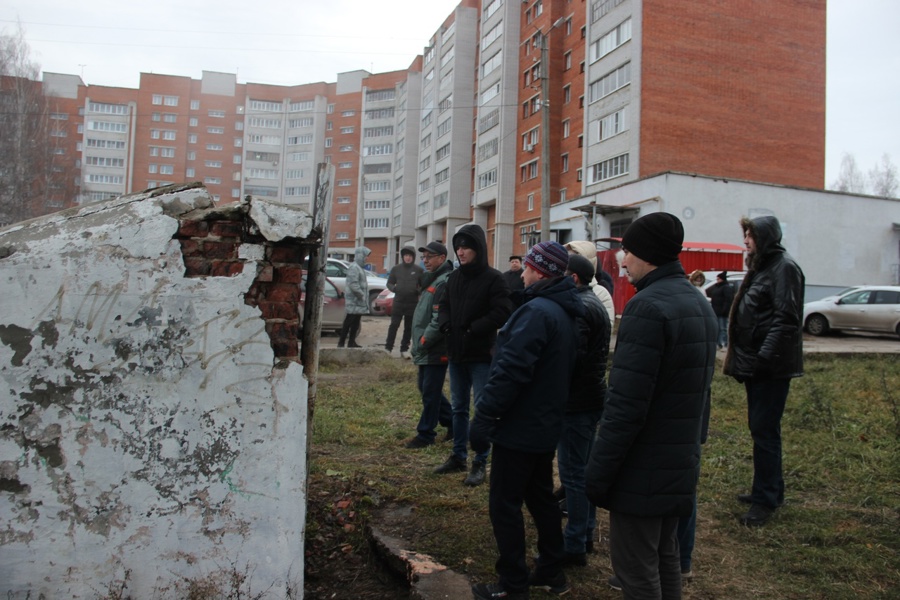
477;276;584;453
706;280;735;318
568;285;611;413
585;261;718;517
438;224;512;363
724;216;804;381
387;261;423;310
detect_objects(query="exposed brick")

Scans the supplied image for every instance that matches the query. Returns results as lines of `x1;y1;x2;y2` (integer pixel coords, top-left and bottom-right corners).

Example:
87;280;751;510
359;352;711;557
266;283;300;303
177;220;208;238
202;240;239;260
178;239;201;257
274;266;304;284
244;282;261;306
259;301;300;321
266;321;299;358
210;260;245;277
268;246;305;265
210;220;244;239
183;257;211;277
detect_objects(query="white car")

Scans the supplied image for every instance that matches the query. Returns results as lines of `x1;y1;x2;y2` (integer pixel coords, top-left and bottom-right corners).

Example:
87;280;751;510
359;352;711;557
324;258;387;315
698;270;748;297
803;285;900;338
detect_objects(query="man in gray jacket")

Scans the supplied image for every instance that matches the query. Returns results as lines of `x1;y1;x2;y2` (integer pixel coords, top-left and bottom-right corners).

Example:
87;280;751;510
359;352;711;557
586;213;717;599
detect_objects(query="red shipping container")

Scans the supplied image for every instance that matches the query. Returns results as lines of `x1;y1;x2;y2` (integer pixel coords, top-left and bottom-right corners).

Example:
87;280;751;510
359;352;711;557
597;239;744;316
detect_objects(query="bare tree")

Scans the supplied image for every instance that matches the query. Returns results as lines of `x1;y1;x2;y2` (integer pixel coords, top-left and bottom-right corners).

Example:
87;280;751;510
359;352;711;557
867;153;898;198
0;24;61;226
830;153;868;194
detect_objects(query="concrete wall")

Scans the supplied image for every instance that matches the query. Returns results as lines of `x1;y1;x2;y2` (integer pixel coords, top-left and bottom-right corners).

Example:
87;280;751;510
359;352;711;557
0;185;312;598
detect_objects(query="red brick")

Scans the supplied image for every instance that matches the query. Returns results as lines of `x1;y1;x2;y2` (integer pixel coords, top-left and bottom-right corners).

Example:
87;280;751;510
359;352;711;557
274;266;304;284
177;220;209;238
183;257;211;277
202;241;238;260
259;301;300;321
256;265;274;282
210;220;244;238
266;283;300;303
210;260;245;277
268;246;306;264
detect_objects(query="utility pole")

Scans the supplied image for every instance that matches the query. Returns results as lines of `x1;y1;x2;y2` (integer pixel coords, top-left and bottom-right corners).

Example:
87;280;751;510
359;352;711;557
539;18;566;243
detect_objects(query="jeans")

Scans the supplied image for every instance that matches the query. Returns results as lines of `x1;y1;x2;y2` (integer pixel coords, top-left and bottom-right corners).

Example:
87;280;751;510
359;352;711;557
415;364;452;443
746;377;791;508
676;494;697;573
385;304;414;352
716;316;729;347
609;512;682;600
557;409;602;554
448;361;491;463
489;444;564;592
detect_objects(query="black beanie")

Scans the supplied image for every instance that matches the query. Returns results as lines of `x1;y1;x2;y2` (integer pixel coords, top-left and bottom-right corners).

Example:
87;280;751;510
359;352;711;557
621;212;684;266
566;254;596;286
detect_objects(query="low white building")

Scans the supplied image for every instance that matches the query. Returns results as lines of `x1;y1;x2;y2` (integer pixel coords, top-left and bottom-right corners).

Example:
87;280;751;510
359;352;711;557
552;172;900;299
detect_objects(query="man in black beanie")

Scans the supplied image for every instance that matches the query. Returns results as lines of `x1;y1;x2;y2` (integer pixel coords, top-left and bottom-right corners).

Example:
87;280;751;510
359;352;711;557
586;212;717;599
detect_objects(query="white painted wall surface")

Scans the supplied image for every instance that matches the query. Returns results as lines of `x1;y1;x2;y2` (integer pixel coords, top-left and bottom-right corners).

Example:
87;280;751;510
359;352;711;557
0;187;309;598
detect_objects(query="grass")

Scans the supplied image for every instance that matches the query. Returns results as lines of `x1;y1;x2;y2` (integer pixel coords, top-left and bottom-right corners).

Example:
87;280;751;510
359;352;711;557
308;353;900;599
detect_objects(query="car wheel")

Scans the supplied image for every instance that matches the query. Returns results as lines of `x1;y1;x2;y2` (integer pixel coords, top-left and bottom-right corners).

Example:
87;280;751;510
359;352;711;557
369;291;382;315
806;314;829;336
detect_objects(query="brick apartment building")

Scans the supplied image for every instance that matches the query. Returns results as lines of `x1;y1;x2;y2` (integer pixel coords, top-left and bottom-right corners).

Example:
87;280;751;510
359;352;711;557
23;0;824;271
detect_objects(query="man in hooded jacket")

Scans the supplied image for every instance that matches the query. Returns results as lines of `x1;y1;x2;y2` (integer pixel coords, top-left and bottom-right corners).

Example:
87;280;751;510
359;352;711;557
585;213;717;599
338;246;371;348
384;246;424;357
724;215;804;527
435;223;512;487
469;241;583;600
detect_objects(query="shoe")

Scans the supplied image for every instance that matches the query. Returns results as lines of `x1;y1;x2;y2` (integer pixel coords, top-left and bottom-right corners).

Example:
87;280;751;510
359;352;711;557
561;552;586;567
472;582;528;600
528;571;569;595
682;569;694;585
400;350;410;359
558;497;567;517
433;454;467;474
405;436;433;449
739;503;776;527
337;341;345;348
464;460;487;486
608;575;622;591
737;493;784;507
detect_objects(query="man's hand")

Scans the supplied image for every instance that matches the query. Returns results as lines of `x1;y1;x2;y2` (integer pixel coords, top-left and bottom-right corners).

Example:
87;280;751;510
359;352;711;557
469;412;494;454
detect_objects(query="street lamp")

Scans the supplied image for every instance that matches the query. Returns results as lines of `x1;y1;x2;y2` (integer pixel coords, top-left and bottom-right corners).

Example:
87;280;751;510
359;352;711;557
540;17;567;243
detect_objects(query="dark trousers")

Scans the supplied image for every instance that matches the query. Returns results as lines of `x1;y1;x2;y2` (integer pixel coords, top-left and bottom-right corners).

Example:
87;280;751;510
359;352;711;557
489;444;564;592
338;314;361;345
385;303;414;352
609;512;681;600
415;364;452;443
676;494;697;573
746;377;791;508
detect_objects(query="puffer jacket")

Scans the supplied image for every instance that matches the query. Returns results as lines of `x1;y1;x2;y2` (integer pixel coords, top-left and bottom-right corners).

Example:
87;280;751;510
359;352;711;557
387;258;423;311
568;285;611;413
724;216;805;380
438;224;512;363
344;247;371;315
411;259;453;365
477;276;585;453
585;261;718;517
565;240;615;324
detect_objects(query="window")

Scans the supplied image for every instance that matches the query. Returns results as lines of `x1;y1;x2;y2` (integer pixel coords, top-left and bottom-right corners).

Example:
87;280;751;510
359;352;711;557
161;147;175;158
253;100;285;112
437;117;452;138
325;138;333;148
161;130;175;140
364;181;391;192
484;0;502;19
163;96;178;106
364;143;393;156
478;138;499;161
365;126;394;138
591;0;626;24
249;117;282;128
191;100;200;110
340;126;355;134
189;117;198;127
337;196;351;204
482;52;502;78
483;21;503;49
440;46;455;68
564;51;572;70
363;218;390;229
421;133;432;149
206;143;224;151
152;94;163;105
152;112;161;122
337;179;352;187
234;155;242;164
204;177;221;184
289;117;314;128
364;200;391;210
434;168;449;184
479;109;500;133
528;194;534;211
88;102;128;115
564;85;571;104
208;109;226;118
247;168;279;179
234;137;243;147
338;162;352;169
590;18;632;62
588;153;629;184
207;126;225;134
160;165;174;175
205;160;223;168
336;214;350;221
436;143;451;162
365;108;395;120
561;153;569;172
86;138;125;149
591;106;629;143
418;178;431;193
433;191;449;209
341;110;356;117
85;174;124;184
522;128;539;151
563;120;570;138
366;89;396;102
289;152;310;162
163;113;177;123
85;156;125;167
88;120;128;133
420;156;432;172
477;168;498;190
480;82;501;105
285;186;312;196
589;62;632;103
521;160;539;181
148;164;158;174
287;134;314;145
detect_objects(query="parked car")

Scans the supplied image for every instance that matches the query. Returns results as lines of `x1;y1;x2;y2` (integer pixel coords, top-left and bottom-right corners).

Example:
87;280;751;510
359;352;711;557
300;275;345;332
698;270;749;297
324;257;387;314
803;285;900;338
374;289;394;316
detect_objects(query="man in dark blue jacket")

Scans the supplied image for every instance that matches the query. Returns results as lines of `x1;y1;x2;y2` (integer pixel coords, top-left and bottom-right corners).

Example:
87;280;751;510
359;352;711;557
469;241;583;600
586;213;717;599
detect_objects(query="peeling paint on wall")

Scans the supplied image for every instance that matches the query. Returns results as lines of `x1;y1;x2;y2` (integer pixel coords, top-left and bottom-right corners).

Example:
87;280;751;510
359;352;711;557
0;186;311;598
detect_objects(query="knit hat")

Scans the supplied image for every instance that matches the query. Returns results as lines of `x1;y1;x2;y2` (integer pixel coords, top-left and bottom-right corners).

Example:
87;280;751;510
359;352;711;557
566;253;595;286
621;213;684;266
524;241;569;278
454;235;474;250
418;241;448;257
717;271;728;281
400;246;416;259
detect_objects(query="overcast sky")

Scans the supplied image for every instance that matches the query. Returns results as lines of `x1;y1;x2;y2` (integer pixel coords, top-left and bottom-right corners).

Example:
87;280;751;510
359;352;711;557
2;0;897;188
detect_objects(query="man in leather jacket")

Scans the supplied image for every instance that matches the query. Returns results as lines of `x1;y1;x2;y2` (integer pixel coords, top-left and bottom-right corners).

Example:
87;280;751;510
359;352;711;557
724;215;805;526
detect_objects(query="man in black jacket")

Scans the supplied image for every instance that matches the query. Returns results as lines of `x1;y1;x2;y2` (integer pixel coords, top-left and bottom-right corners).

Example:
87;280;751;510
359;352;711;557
706;271;735;349
586;212;717;599
384;246;424;358
435;224;512;487
724;216;804;526
469;241;583;600
558;254;611;567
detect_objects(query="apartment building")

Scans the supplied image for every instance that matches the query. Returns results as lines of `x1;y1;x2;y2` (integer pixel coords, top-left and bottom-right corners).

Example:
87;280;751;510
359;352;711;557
30;0;824;271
